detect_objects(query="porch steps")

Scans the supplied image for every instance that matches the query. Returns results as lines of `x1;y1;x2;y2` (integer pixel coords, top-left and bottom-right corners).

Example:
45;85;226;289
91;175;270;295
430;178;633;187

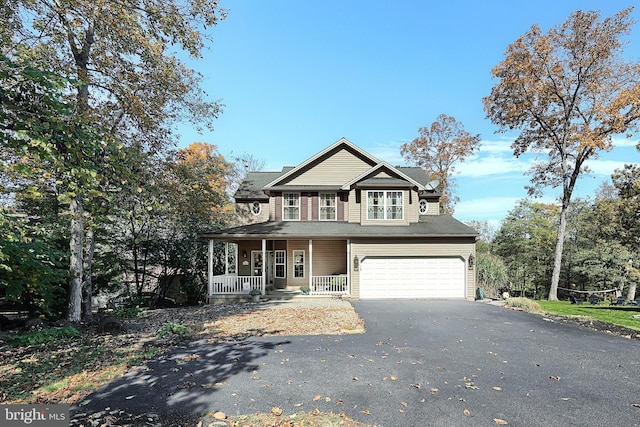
208;289;347;305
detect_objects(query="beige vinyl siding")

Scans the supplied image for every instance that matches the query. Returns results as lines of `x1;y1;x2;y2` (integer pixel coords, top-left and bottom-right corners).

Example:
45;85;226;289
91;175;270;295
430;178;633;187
407;189;419;222
234;202;269;225
269;197;276;221
360;189;410;226
311;240;347;276
427;199;439;215
349;239;476;300
286;149;373;185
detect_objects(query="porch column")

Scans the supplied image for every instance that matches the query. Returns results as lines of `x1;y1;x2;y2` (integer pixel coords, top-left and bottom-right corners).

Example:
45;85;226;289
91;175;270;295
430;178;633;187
234;243;238;274
208;239;214;297
347;239;351;294
261;239;266;292
309;239;313;290
224;242;229;275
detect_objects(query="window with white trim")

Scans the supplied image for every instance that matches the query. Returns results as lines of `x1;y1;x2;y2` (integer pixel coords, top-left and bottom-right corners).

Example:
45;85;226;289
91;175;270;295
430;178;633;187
283;193;300;220
319;193;336;221
293;250;305;278
251;201;262;215
367;190;404;220
419;199;428;215
275;250;286;278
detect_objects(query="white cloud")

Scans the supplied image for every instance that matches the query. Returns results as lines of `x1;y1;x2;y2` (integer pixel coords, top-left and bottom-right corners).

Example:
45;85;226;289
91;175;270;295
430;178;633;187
365;139;410;165
585;159;636;176
478;138;515;154
458;155;530;178
612;136;639;148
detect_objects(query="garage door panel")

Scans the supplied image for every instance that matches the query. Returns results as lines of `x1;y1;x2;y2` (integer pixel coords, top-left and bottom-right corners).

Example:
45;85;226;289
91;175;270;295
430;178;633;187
360;257;464;299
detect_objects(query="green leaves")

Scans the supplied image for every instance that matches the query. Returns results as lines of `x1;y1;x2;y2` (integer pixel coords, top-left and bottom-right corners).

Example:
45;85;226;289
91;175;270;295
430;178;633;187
0;209;67;317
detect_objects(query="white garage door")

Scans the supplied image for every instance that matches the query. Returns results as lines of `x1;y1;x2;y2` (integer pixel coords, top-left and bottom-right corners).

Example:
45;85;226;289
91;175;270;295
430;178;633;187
359;257;465;299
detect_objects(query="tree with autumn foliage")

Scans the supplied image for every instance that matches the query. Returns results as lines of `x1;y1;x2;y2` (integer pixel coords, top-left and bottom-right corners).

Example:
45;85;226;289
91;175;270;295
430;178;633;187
105;143;232;305
401;114;480;214
3;0;225;321
483;8;640;300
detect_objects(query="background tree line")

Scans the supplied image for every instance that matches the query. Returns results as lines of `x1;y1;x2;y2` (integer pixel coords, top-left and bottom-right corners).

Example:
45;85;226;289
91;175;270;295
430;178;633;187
470;164;639;301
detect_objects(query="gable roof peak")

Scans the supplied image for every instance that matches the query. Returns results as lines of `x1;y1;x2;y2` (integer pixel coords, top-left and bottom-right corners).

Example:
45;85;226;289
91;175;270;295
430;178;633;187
264;137;381;189
341;161;425;190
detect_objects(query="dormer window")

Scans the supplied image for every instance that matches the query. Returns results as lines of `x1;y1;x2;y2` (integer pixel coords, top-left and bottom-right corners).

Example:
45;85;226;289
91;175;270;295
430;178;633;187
283;193;300;220
319;193;336;221
367;190;404;220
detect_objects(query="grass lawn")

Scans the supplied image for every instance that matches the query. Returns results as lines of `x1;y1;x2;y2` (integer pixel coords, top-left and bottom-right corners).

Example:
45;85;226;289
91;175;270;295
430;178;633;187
537;300;640;332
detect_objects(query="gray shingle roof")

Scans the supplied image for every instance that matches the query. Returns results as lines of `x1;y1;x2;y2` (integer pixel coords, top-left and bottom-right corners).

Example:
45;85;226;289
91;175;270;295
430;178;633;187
201;216;478;241
233;171;282;200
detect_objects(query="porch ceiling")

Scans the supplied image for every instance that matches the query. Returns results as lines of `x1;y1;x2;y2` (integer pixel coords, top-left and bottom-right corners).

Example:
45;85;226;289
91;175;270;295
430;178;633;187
199;216;479;241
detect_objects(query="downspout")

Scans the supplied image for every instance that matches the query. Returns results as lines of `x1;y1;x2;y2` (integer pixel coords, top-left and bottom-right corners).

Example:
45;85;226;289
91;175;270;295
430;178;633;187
347;239;351;295
208;240;214;297
261;239;266;293
309;239;313;291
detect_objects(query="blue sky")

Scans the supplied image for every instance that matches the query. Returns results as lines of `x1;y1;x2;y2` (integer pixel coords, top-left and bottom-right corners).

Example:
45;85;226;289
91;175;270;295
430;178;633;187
177;1;640;224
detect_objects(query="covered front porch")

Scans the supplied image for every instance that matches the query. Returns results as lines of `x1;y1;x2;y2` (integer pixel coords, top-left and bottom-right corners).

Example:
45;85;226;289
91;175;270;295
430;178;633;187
207;238;352;298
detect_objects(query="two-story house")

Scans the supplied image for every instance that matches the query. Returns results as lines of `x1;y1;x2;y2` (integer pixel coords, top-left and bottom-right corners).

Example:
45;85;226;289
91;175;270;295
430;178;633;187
200;138;478;300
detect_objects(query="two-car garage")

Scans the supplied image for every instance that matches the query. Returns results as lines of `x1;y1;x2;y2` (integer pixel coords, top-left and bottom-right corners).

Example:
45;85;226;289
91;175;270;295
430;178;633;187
358;256;467;299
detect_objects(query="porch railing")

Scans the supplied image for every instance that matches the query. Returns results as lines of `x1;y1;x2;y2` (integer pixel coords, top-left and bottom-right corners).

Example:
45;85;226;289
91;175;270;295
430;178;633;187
210;275;263;295
310;275;349;295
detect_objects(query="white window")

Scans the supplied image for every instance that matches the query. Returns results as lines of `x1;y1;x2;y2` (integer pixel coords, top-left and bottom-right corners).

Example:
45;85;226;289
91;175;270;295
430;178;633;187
283;193;300;220
293;250;305;278
319;193;336;221
251;201;262;215
275;250;286;278
419;199;428;215
367;190;404;220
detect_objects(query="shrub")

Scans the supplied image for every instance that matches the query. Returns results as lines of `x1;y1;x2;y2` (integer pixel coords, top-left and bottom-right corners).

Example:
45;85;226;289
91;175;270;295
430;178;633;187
249;288;262;296
300;286;310;295
476;253;509;299
156;321;190;338
111;306;147;319
9;326;80;347
506;297;542;314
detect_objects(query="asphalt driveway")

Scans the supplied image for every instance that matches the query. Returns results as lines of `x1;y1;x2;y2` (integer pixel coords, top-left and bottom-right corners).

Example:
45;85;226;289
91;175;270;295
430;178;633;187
72;300;640;426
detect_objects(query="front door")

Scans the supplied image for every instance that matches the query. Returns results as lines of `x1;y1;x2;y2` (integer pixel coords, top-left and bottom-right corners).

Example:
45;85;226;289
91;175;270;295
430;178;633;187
251;251;274;284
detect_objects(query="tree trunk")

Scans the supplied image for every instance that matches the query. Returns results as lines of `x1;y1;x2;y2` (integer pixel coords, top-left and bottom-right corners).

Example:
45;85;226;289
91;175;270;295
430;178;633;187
82;226;96;322
548;204;569;301
627;281;637;302
67;195;84;322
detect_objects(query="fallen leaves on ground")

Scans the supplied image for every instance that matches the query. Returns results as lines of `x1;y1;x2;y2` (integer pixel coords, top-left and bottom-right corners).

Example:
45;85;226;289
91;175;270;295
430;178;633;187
221;410;371;427
0;302;365;406
209;306;365;338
